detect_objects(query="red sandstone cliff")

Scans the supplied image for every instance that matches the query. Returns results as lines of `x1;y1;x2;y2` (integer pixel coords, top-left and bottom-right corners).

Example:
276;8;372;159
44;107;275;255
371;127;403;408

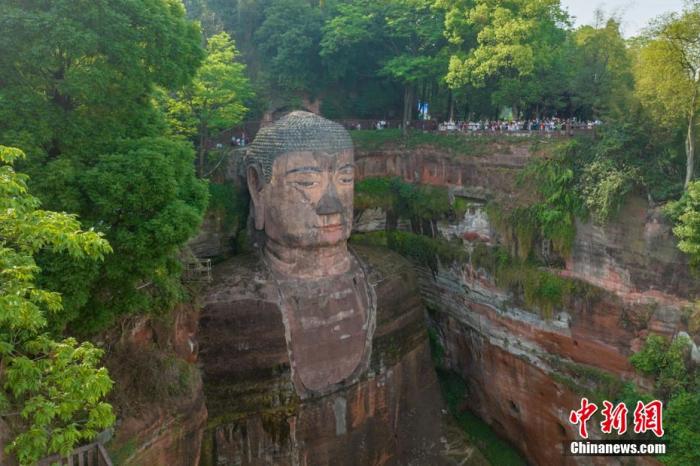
353;144;693;466
104;305;207;466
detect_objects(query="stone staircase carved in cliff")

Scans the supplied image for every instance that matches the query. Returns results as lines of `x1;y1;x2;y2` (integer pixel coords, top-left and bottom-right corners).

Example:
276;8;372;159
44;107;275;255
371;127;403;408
38;442;112;466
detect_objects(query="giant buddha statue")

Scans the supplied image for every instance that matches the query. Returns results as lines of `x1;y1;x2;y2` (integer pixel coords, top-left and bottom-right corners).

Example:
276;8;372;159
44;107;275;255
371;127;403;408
199;111;447;465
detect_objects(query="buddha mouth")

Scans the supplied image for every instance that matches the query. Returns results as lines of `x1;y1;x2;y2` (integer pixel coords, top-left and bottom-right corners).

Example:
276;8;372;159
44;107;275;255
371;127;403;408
316;223;344;231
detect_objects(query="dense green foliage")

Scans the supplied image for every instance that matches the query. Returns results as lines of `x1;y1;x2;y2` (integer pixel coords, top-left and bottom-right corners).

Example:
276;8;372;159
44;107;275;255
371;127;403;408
634;4;700;188
0;0;210;334
0;147;115;464
630;334;700;465
518;150;586;255
164;31;252;175
355;176;453;224
568;15;634;119
183;1;641;122
256;0;324;96
666;181;700;267
322;0;446;128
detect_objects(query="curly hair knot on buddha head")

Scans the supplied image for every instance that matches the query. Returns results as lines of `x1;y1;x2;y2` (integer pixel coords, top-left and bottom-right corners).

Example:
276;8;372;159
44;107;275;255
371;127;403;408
245;111;353;183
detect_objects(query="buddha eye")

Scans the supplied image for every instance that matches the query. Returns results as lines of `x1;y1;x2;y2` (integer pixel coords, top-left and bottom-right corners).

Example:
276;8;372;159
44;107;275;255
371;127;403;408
286;170;321;189
337;167;354;184
294;180;317;188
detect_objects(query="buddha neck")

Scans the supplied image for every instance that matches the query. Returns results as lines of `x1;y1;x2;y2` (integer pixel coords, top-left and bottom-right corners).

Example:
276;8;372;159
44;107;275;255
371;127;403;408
264;239;351;279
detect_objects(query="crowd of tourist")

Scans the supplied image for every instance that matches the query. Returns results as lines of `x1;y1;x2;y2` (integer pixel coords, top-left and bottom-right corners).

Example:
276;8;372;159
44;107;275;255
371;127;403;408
438;117;601;133
231;133;248;146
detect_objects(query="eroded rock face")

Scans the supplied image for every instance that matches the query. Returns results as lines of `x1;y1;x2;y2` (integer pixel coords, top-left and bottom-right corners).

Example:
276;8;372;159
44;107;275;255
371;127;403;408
351;146;688;465
106;305;207;466
567;194;700;305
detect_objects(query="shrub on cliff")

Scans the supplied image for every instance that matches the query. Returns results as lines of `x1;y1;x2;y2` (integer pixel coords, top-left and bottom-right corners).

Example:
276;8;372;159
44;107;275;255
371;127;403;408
0;146;115;464
666;181;700;268
579;158;638;224
630;334;699;465
354;176;452;224
514;147;586;257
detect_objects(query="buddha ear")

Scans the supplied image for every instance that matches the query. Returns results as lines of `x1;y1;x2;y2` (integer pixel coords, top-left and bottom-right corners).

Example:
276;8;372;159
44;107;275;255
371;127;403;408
247;165;265;230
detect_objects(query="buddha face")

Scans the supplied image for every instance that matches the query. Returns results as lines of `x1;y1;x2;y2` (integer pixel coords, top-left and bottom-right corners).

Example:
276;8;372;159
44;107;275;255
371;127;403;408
249;149;354;249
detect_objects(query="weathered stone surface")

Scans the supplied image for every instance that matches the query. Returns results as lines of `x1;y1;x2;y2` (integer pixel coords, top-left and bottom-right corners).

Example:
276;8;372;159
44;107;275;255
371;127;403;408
351;146;685;465
247;111;353;183
567;194;700;304
354;207;387;232
187;208;239;259
199;245;447;465
354;146;535;206
106;305;206;466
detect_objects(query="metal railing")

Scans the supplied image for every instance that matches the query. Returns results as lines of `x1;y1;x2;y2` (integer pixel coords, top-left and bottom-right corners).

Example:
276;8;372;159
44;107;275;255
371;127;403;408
183;258;212;282
38;443;112;466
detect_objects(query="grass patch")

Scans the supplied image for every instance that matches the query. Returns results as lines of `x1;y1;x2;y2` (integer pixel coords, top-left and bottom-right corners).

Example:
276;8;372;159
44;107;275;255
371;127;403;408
548;357;625;403
350;230;466;273
437;369;527;466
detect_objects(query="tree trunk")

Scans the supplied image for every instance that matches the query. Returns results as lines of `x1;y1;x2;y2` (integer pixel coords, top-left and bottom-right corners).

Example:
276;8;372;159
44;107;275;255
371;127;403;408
402;85;414;136
198;126;208;178
448;89;454;122
685;78;699;189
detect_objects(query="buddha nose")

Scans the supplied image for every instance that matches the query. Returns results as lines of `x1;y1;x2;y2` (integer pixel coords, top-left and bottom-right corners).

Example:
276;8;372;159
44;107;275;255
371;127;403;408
316;183;343;215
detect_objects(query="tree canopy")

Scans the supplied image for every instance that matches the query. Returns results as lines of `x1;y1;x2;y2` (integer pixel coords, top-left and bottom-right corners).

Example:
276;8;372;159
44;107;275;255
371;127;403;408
0;0;209;334
165;31;253;175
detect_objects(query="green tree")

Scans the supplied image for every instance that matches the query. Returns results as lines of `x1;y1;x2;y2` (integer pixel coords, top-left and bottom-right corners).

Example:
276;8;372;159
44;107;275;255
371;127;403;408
667;180;700;266
0;146;115;465
381;0;447;133
568;15;633;119
663;391;700;466
0;0;208;332
635;4;700;188
165;31;252;176
0;0;203;160
255;0;324;98
629;334;699;465
437;0;569;117
322;0;447;131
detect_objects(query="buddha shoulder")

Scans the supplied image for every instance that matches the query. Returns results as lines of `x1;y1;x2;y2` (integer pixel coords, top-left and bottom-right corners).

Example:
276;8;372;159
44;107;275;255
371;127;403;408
351;244;424;326
203;252;277;307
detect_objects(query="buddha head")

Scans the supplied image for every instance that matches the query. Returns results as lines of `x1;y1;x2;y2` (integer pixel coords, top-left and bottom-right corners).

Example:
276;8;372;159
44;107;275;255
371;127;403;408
245;111;355;254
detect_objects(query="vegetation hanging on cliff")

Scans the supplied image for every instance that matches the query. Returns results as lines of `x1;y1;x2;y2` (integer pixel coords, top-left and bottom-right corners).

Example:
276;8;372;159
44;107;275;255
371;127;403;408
354;176;453;224
666;181;700;268
351;231;465;275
